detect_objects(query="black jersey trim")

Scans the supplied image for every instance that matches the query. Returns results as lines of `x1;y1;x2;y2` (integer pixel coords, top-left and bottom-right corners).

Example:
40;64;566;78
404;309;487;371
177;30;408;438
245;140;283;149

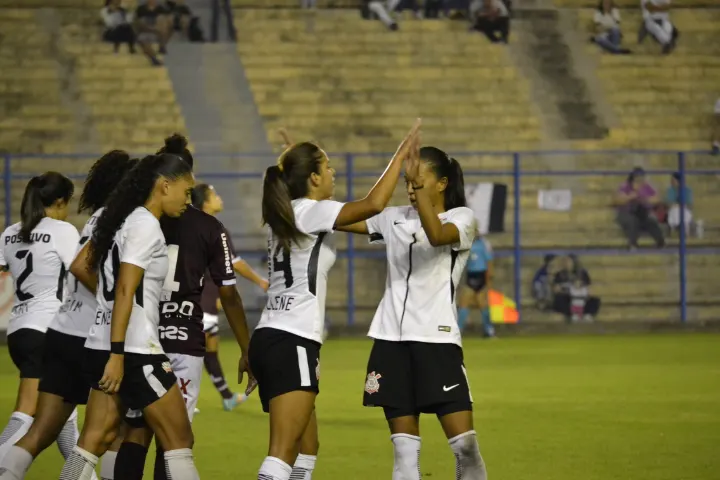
135;273;144;307
399;233;417;329
450;249;459;301
307;232;326;296
56;263;66;301
369;232;384;243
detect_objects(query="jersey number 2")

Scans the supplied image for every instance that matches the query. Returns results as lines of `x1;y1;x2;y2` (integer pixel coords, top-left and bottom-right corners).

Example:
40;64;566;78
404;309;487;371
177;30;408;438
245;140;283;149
272;245;293;288
14;250;34;301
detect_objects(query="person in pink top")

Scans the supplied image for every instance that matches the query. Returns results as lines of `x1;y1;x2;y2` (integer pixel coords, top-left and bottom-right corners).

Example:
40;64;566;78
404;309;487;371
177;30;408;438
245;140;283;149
614;167;665;249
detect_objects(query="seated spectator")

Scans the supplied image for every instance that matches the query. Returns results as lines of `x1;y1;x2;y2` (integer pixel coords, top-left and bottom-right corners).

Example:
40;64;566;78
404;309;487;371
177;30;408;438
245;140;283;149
470;0;510;44
713;97;720;155
638;0;678;55
531;254;556;311
591;0;631;54
614;167;665;249
362;0;402;31
665;172;693;234
135;0;171;59
552;255;601;323
165;0;201;40
101;0;136;54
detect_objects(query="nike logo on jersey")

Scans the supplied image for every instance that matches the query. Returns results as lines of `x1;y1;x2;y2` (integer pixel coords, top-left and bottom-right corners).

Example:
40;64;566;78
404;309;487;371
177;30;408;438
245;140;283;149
393;220;404;226
443;384;460;392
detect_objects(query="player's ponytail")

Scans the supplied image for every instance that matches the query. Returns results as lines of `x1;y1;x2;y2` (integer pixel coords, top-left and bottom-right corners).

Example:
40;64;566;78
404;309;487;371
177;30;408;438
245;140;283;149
89;154;192;271
19;172;74;243
79;150;138;214
158;133;194;168
262;142;325;250
419;146;467;211
262;165;302;251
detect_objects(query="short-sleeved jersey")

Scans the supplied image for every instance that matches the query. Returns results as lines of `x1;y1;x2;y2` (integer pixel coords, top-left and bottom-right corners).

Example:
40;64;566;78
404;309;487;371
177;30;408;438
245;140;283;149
366;206;476;347
50;208;103;338
158;207;237;356
467;238;493;273
85;207;168;354
255;198;344;344
0;218;79;335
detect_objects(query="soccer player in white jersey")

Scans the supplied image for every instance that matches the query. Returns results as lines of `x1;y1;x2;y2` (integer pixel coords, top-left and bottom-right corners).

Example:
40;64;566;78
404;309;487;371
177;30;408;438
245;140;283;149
0;152;137;480
58;154;199;480
341;142;487;480
250;119;420;480
0;172;78;467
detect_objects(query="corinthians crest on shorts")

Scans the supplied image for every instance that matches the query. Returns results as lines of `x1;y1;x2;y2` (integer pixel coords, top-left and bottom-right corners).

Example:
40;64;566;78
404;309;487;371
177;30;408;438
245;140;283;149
365;371;382;394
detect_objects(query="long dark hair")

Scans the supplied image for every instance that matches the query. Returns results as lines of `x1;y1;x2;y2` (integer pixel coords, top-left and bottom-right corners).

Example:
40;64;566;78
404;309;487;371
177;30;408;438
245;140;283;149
419;146;467;211
79;150;138;214
88;154;192;271
262;142;325;250
191;183;212;209
19;172;74;243
158;133;194;168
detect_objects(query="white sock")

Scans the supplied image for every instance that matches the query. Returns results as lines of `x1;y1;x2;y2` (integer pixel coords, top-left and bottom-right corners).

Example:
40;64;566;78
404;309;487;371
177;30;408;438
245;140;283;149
391;434;421;480
99;450;117;480
56;409;79;461
164;448;199;480
0;413;33;464
59;446;98;480
0;445;33;479
258;456;292;480
448;430;487;480
290;454;316;479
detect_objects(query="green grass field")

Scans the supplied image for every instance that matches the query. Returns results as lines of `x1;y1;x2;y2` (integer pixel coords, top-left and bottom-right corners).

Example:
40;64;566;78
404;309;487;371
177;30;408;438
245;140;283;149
1;334;719;479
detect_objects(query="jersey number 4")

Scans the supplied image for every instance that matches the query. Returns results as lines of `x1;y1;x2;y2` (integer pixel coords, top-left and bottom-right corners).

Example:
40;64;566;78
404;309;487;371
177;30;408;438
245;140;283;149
272;245;294;288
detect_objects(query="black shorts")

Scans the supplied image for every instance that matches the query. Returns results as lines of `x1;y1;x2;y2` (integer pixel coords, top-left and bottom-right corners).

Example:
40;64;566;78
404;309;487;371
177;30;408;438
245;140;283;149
249;327;321;413
7;328;45;379
119;353;177;411
38;329;90;405
83;347;110;391
466;271;488;292
363;340;473;419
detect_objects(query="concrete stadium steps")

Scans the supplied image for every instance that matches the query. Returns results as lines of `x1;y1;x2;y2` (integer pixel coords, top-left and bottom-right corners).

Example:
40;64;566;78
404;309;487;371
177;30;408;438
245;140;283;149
578;9;720;150
0;9;77;153
234;9;542;153
0;0;97;6
556;0;716;7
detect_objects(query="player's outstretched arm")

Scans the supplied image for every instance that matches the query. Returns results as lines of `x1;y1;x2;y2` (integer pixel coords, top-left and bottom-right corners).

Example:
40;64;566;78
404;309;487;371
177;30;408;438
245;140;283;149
232;259;269;291
218;285;256;392
70;241;98;294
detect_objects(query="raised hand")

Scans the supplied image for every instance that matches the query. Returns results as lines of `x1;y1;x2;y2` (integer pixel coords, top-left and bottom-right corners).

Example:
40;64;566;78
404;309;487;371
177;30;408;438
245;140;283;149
404;129;422;185
393;118;422;163
278;128;294;150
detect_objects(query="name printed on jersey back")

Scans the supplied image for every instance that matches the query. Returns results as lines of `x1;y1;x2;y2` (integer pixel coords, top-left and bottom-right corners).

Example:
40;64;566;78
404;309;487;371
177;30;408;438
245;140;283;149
265;294;296;312
4;233;51;245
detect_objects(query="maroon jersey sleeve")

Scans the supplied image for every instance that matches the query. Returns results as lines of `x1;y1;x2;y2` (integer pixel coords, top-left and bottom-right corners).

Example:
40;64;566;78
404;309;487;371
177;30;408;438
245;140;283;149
208;223;237;287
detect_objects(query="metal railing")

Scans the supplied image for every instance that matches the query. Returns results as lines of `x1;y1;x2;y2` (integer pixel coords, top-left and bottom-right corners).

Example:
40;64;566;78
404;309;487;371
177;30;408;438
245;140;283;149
3;149;718;325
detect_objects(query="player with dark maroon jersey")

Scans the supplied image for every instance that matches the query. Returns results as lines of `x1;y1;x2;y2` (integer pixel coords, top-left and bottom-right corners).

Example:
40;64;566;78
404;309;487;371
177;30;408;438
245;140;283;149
193;183;268;411
113;135;255;480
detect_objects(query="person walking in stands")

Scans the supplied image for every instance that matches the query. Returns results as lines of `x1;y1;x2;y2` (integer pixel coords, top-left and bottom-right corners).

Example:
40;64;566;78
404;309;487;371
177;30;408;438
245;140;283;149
457;236;495;338
639;0;678;54
614;167;664;249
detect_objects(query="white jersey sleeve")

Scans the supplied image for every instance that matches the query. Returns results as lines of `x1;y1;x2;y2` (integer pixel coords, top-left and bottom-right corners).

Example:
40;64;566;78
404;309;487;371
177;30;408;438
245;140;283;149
366;208;396;245
120;212;166;269
54;223;80;269
443;207;477;251
294;199;344;235
0;228;8;267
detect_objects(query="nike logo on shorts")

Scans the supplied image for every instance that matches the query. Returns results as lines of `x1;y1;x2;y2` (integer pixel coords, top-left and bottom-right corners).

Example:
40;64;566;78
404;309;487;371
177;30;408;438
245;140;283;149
443;384;460;392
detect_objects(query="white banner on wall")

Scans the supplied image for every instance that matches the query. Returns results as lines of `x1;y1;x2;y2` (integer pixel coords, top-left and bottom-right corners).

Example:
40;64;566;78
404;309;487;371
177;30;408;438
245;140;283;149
0;272;14;332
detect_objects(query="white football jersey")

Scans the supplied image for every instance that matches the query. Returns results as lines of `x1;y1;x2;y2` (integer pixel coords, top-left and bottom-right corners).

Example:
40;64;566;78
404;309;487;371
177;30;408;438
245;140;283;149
0;218;79;335
366;206;476;347
50;208;103;338
85;207;168;354
256;198;344;344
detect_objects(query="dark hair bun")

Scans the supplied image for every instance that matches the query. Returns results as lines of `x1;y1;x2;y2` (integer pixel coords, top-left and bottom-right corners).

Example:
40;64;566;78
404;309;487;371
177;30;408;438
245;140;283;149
164;134;188;155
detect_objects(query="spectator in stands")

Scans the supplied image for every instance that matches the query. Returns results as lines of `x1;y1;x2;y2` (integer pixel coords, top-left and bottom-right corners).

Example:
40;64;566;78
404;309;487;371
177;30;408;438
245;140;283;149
531;254;556;311
165;0;192;38
614;167;665;249
591;0;631;54
300;0;317;7
639;0;678;55
101;0;137;53
135;0;171;60
552;255;600;323
712;97;720;155
665;172;694;235
470;0;510;44
363;0;402;31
